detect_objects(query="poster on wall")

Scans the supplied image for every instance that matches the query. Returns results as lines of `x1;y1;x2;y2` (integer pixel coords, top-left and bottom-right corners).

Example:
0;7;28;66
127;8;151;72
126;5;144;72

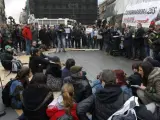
122;1;160;28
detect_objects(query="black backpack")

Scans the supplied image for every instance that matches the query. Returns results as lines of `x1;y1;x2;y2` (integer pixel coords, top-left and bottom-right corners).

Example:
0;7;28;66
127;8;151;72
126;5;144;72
57;113;73;120
2;79;16;107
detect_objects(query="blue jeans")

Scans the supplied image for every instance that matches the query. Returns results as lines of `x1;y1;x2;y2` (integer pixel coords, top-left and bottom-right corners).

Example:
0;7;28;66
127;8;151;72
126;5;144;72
26;40;31;55
56;35;65;52
145;45;150;57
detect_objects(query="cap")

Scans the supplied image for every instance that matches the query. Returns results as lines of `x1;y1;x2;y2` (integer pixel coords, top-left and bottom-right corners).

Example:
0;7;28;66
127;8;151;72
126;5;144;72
70;66;82;74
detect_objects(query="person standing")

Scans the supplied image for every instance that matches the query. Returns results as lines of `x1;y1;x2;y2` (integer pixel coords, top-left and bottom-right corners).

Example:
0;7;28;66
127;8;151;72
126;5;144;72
22;24;32;55
132;23;145;60
56;24;66;53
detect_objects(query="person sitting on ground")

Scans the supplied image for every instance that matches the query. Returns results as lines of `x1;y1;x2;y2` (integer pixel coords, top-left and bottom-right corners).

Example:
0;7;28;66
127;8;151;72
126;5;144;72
127;62;143;96
46;83;79;120
45;56;62;92
62;58;75;80
77;69;129;120
1;45;13;70
143;56;160;67
91;72;103;94
64;66;92;103
22;73;53;120
39;44;50;59
137;61;160;105
29;48;50;75
114;69;132;97
10;67;31;109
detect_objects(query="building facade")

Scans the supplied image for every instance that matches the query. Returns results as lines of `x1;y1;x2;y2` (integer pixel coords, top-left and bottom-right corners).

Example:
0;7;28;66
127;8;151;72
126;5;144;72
0;0;6;24
27;0;98;25
99;0;107;20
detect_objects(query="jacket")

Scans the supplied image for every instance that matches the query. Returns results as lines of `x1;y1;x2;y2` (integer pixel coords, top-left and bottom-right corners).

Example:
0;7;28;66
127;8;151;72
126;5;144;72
145;67;160;103
45;63;62;91
0;51;13;70
77;85;129;120
22;26;32;40
127;72;142;96
22;84;53;120
64;74;92;103
62;67;71;80
29;56;50;75
134;27;145;46
46;95;79;120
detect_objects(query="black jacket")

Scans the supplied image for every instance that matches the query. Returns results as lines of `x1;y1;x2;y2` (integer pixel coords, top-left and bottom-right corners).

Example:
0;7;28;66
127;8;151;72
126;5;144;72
29;56;49;74
64;74;92;103
1;51;13;70
77;85;129;120
134;27;145;46
22;84;53;120
128;72;142;96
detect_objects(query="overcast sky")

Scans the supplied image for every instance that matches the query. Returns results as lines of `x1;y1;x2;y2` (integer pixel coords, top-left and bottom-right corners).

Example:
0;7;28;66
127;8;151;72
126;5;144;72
5;0;105;23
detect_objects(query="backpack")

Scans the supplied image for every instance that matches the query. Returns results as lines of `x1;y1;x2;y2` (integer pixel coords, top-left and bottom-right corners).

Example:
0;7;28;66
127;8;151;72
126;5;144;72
57;113;73;120
2;79;16;107
11;59;23;73
108;96;139;120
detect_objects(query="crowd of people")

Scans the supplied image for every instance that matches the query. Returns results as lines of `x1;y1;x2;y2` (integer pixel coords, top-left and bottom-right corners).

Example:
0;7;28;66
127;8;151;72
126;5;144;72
1;45;160;119
0;21;160;62
0;21;160;119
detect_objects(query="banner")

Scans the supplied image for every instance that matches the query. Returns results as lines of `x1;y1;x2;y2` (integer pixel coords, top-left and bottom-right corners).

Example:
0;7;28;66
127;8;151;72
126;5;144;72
122;1;160;28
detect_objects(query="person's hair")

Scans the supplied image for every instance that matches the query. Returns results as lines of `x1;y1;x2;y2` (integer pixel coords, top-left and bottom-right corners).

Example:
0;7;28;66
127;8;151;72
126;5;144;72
143;56;160;67
31;48;39;56
65;59;75;70
62;83;74;114
100;69;116;85
132;62;142;70
139;61;154;86
114;69;126;86
15;67;30;80
30;73;47;84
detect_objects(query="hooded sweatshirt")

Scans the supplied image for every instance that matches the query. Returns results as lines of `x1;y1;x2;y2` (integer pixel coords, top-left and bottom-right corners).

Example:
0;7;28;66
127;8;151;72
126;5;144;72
77;85;129;120
22;84;53;120
46;95;79;120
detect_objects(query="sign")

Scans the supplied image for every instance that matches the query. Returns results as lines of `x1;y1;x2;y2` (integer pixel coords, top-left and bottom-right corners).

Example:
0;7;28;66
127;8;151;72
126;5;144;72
65;28;71;34
122;1;160;28
86;28;93;34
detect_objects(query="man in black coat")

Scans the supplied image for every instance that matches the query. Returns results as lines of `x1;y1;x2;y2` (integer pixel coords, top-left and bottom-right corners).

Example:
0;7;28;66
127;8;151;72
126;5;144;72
63;66;92;103
77;69;129;120
132;23;145;60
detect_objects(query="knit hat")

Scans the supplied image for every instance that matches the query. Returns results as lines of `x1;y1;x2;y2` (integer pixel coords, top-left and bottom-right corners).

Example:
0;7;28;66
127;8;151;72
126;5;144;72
5;45;12;51
114;69;126;86
70;66;82;74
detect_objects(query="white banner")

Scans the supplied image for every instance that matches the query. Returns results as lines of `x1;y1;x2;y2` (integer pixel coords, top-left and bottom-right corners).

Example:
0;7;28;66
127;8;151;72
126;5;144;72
122;1;160;28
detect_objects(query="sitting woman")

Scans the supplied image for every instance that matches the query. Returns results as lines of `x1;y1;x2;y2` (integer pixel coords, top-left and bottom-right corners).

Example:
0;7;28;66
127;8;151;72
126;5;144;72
45;56;62;92
62;58;75;80
10;67;31;109
46;83;79;120
29;48;50;75
114;69;132;97
22;73;53;120
137;61;160;105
